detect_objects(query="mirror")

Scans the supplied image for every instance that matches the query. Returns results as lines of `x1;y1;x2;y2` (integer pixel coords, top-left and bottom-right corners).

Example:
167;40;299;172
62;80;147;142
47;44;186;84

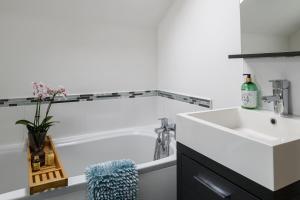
241;0;300;54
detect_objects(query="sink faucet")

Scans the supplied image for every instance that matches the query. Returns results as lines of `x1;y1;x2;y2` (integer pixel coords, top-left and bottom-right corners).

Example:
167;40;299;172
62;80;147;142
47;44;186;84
154;118;176;160
262;80;290;116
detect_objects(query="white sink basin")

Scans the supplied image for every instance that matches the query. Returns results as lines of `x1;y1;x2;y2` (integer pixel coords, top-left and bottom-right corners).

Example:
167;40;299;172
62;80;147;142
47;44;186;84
177;107;300;191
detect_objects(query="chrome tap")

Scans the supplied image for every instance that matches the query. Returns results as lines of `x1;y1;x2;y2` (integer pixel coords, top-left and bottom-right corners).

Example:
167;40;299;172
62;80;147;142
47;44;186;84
262;80;290;116
154;118;176;160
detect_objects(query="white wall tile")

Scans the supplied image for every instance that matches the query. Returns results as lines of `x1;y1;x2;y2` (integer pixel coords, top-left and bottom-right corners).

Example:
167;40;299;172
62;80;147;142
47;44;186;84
0;97;158;146
156;97;208;124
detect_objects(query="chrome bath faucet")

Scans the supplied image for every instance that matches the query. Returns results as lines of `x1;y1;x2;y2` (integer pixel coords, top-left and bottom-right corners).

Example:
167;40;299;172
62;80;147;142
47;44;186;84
154;118;176;160
262;80;290;116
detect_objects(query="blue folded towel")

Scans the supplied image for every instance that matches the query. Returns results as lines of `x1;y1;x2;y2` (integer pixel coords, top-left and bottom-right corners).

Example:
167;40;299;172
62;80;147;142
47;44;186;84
85;159;139;200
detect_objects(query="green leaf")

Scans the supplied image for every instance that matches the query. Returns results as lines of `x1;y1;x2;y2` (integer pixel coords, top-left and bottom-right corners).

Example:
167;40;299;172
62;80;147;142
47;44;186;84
40;120;58;127
42;116;53;124
38;121;59;132
15;120;34;126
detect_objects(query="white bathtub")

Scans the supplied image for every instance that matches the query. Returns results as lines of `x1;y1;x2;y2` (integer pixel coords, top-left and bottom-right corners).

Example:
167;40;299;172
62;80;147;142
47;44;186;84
0;126;177;200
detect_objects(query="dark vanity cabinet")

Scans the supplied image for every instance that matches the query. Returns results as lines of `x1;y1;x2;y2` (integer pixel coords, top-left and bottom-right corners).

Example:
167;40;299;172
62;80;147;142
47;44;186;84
179;154;258;200
177;142;300;200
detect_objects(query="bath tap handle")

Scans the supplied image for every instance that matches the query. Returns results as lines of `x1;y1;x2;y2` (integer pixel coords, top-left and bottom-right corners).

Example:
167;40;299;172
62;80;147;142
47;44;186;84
168;123;176;131
155;127;164;134
269;80;290;89
158;118;168;128
168;124;176;139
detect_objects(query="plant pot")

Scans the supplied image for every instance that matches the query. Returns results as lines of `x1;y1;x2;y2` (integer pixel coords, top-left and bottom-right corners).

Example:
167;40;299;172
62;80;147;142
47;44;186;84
28;132;47;165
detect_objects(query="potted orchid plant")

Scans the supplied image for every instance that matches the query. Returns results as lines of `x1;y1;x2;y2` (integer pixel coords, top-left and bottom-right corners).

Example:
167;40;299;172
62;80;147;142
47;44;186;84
16;82;67;159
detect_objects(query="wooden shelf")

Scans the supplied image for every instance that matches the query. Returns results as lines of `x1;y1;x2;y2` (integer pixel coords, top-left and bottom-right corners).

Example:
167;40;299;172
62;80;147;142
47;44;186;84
228;51;300;59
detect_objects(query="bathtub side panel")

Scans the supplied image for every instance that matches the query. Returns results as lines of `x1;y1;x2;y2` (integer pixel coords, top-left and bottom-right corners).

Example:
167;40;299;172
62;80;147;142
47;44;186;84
138;165;177;200
35;165;177;200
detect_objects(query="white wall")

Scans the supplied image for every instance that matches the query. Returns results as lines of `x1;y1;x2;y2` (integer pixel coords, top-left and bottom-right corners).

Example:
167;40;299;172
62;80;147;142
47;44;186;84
0;0;180;97
242;33;289;54
241;30;300;54
0;13;157;97
156;96;208;124
158;0;243;109
289;29;300;51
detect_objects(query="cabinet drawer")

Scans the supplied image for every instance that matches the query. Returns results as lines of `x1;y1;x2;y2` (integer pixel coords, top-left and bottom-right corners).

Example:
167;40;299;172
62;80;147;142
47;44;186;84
181;155;259;200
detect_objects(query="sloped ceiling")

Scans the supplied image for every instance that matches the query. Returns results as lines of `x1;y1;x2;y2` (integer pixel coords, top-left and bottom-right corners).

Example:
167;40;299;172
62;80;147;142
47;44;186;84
0;0;175;27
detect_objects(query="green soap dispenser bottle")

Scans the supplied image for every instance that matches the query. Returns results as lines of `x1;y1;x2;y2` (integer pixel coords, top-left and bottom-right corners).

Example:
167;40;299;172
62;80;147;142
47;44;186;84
241;74;258;109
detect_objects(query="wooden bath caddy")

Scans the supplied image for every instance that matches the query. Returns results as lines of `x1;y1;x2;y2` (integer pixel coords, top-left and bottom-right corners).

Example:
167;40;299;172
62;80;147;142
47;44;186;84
28;136;68;195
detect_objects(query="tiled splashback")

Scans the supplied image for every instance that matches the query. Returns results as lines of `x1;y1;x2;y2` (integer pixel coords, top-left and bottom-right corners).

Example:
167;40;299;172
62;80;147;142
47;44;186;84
0;91;211;146
0;90;212;109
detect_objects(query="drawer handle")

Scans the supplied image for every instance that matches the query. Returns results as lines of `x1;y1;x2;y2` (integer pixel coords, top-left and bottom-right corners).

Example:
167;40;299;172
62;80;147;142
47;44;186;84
193;176;231;199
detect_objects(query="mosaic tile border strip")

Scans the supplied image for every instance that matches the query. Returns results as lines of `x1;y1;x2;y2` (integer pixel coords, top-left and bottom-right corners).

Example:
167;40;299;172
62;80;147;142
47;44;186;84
157;91;212;108
0;90;212;109
0;90;156;107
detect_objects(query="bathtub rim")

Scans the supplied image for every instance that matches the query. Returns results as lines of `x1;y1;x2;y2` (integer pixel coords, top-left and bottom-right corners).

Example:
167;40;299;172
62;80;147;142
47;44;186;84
0;125;176;200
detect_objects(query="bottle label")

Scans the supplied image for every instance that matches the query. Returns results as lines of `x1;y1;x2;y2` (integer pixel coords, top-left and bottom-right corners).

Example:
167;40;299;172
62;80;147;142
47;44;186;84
242;91;257;108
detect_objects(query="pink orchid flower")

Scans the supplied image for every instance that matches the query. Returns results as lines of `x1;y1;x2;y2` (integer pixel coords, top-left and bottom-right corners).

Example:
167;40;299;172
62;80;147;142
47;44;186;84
33;82;67;100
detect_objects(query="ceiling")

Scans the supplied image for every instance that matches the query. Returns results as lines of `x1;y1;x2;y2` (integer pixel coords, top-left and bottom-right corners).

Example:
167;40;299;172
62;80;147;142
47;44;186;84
241;0;300;36
0;0;175;27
